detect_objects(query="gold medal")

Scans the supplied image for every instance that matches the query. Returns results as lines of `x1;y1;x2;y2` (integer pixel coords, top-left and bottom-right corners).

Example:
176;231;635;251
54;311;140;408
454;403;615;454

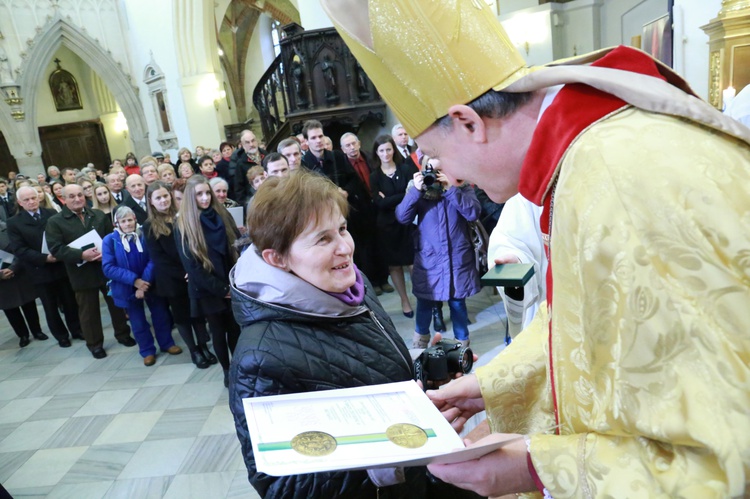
290;431;337;456
385;423;428;449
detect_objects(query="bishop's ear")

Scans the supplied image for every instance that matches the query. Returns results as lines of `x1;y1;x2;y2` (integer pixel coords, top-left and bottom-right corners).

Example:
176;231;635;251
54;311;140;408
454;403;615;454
446;104;487;144
261;248;288;271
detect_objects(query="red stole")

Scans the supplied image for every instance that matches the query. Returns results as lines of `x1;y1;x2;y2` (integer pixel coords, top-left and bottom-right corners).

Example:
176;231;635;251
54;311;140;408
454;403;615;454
516;46;668;428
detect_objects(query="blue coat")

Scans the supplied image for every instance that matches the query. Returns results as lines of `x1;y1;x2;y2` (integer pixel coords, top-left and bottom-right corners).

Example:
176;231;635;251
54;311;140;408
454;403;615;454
395;184;481;301
102;230;154;308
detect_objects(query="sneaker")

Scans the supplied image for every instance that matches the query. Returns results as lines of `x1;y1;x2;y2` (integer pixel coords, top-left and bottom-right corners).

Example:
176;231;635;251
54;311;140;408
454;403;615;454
412;333;430;349
458;338;471;349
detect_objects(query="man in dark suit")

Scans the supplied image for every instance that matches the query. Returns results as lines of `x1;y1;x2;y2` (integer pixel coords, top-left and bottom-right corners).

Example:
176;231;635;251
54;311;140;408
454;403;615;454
392;123;420;173
123;174;148;224
392;123;416;159
46;184;134;359
339;132;393;295
0;177;17;217
7;186;83;348
300;120;358;193
232;129;266;205
106;173;129;204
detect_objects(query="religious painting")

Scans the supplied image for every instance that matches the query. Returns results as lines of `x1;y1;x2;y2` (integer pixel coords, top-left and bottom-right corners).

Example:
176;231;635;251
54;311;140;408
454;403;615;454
49;59;83;111
642;14;673;68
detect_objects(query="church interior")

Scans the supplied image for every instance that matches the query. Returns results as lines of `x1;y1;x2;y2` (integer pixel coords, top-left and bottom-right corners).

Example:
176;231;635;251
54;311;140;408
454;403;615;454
0;0;748;497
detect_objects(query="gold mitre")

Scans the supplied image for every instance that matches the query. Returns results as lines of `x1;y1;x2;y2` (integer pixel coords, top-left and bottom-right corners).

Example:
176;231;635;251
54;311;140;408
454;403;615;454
320;0;533;137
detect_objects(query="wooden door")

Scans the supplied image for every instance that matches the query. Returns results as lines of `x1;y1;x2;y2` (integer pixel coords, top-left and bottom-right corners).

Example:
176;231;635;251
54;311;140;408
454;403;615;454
0;132;18;178
38;120;111;171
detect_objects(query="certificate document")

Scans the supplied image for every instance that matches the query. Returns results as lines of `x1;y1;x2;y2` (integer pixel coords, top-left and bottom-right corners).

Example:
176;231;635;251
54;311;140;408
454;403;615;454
68;229;103;252
243;380;515;476
67;229;103;267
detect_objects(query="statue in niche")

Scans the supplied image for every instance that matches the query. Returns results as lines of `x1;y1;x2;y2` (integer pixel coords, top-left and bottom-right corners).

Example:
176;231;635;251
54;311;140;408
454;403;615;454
0;47;13;84
355;61;369;99
291;57;309;108
321;55;338;103
49;58;82;111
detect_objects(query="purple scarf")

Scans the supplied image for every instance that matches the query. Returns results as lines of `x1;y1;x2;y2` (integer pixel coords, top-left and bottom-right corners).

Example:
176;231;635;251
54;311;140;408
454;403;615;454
326;264;365;306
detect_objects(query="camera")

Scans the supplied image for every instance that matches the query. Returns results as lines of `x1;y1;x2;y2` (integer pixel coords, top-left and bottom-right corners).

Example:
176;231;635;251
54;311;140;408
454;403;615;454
422;164;438;187
413;339;473;385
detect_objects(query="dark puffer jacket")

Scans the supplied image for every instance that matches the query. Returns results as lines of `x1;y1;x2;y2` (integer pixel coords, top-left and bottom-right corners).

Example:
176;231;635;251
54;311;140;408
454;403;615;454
228;246;487;499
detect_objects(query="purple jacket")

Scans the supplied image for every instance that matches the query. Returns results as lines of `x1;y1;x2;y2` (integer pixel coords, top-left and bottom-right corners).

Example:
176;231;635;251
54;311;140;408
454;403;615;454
396;184;481;301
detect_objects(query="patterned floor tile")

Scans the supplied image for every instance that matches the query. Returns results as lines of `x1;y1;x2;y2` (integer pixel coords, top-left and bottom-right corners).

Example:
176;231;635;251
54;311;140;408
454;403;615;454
59;442;140;484
93;411;163;446
0;418;67;452
103;476;172;499
4;446;87;488
0;449;35;483
0;397;52;424
165;382;224;410
42;415;115;449
177;434;242;474
73;389;138;417
146;407;213;441
26;393;94;422
118;437;195;479
163;471;234;499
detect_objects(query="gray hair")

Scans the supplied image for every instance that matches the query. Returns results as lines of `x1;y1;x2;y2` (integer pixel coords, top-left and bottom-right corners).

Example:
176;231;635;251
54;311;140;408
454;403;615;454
391;124;406;136
340;132;359;146
277;137;301;153
15;185;37;199
209;177;229;190
114;205;136;221
47;165;60;174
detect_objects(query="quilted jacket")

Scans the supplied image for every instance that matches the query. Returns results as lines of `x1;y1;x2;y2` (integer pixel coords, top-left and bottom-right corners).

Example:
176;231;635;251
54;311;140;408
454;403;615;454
228;247;462;499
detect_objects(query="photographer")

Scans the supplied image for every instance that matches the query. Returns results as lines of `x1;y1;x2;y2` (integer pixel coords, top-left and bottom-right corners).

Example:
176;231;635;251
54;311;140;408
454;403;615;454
396;158;481;349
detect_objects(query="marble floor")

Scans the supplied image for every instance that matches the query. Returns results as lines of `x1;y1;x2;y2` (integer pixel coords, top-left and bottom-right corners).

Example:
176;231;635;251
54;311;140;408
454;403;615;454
0;280;508;498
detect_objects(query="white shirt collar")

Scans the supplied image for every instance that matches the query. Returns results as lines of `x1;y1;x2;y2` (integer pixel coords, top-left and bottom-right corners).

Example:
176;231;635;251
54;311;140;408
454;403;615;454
537;85;564;123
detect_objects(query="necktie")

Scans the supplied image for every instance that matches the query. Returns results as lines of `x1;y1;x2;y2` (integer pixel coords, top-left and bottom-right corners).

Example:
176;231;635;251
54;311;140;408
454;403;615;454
33;212;41;221
114;193;121;202
139;201;146;210
403;148;409;157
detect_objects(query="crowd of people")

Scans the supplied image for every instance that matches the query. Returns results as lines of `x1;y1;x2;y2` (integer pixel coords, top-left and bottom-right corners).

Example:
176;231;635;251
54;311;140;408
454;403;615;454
6;0;750;491
1;121;482;383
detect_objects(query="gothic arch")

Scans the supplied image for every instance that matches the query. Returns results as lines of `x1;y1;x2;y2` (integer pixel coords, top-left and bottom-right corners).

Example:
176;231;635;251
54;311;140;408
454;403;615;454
0;99;19;155
18;17;149;157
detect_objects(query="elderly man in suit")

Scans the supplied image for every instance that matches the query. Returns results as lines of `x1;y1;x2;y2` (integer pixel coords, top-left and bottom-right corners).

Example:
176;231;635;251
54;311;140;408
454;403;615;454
46;184;134;359
7;186;83;348
339;132;393;295
123;174;148;224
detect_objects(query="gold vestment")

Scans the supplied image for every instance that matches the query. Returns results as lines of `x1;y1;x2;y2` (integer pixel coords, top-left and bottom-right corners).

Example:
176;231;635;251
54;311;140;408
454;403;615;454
478;107;750;497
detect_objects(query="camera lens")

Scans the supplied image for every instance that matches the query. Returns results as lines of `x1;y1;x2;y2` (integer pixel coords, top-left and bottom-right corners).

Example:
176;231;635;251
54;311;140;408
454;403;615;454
459;347;473;373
